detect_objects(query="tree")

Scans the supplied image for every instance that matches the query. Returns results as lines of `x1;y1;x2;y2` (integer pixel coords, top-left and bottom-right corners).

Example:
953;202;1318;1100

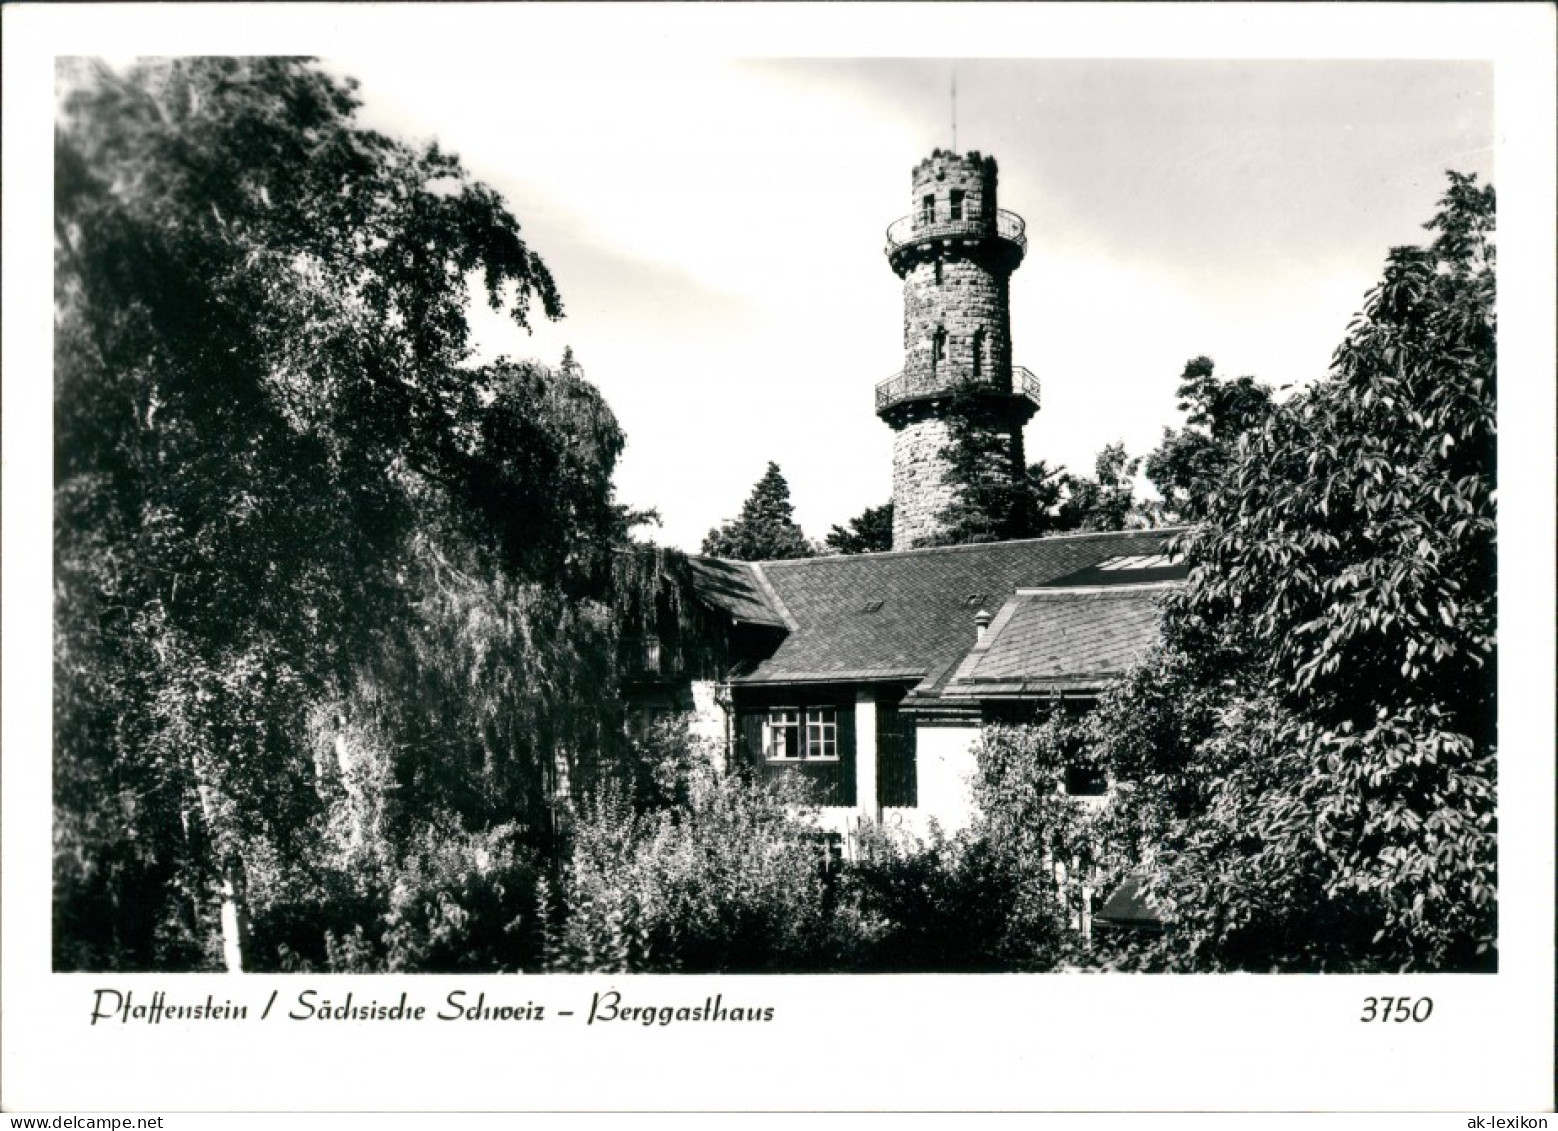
1056;442;1153;532
701;462;814;561
1144;357;1274;522
53;58;628;972
923;404;1161;546
825;502;893;555
919;384;1124;548
543;751;862;973
1091;171;1496;972
1022;459;1070;530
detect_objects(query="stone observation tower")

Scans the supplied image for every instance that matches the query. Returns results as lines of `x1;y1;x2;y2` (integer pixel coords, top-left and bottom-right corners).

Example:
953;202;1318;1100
878;150;1040;550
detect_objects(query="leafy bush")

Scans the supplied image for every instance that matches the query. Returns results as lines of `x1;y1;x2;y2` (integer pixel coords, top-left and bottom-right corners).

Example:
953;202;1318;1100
247;810;546;974
835;721;1115;972
842;823;1042;971
969;721;1118;966
543;751;864;972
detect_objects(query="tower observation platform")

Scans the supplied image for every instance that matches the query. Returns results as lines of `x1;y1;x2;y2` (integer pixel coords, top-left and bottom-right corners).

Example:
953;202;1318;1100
884;207;1028;273
874;364;1041;417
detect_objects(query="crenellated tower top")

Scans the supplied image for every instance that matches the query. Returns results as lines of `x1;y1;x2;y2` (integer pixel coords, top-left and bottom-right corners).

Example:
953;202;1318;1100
884;151;1026;278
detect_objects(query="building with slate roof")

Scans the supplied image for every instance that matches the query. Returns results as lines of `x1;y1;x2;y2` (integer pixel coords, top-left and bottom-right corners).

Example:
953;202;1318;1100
626;528;1187;845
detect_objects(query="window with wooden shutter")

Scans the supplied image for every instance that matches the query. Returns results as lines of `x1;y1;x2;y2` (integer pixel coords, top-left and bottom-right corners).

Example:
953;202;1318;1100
765;707;837;762
739;692;856;807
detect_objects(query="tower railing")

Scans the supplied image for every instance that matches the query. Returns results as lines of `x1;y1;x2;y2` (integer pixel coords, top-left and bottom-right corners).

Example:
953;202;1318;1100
884;208;1027;256
875;365;1040;415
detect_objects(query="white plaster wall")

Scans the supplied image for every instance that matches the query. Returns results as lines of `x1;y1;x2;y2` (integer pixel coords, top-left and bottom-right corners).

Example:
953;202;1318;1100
900;723;981;837
687;680;728;771
853;689;878;824
803;692;880;860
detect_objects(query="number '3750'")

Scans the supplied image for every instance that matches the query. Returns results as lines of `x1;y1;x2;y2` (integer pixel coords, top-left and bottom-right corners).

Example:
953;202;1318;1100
1360;996;1433;1022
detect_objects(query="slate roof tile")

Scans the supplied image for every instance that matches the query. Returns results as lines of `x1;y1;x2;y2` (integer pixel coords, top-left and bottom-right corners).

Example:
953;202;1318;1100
956;586;1171;688
683;555;788;628
721;529;1186;686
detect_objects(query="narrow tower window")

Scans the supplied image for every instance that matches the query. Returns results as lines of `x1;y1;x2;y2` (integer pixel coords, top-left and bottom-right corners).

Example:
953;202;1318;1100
934;260;942;285
950;190;964;221
972;328;984;380
932;327;946;373
921;194;935;225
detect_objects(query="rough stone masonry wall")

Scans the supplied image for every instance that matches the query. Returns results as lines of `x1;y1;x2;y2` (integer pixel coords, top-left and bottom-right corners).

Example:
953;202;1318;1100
902;257;1011;392
888;150;1028;550
890;405;1024;549
892;412;958;548
911;151;997;223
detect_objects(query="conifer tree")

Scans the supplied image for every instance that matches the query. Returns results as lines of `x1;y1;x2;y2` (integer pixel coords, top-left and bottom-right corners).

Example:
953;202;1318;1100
702;462;814;561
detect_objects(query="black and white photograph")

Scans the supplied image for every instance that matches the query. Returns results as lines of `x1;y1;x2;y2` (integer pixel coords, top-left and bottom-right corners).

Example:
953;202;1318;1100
4;2;1553;1117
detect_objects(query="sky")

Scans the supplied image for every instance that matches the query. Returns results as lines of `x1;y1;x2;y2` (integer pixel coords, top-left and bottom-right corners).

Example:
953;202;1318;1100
324;53;1493;551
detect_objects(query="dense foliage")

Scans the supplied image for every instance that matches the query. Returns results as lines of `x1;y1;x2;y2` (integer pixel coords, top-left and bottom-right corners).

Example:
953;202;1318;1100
825;501;894;555
544;721;1090;973
1083;171;1497;971
1144;357;1275;523
1054;443;1153;532
53;58;629;971
923;396;1043;545
701;461;814;561
925;394;1162;547
926;356;1279;544
542;727;867;972
841;722;1098;971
